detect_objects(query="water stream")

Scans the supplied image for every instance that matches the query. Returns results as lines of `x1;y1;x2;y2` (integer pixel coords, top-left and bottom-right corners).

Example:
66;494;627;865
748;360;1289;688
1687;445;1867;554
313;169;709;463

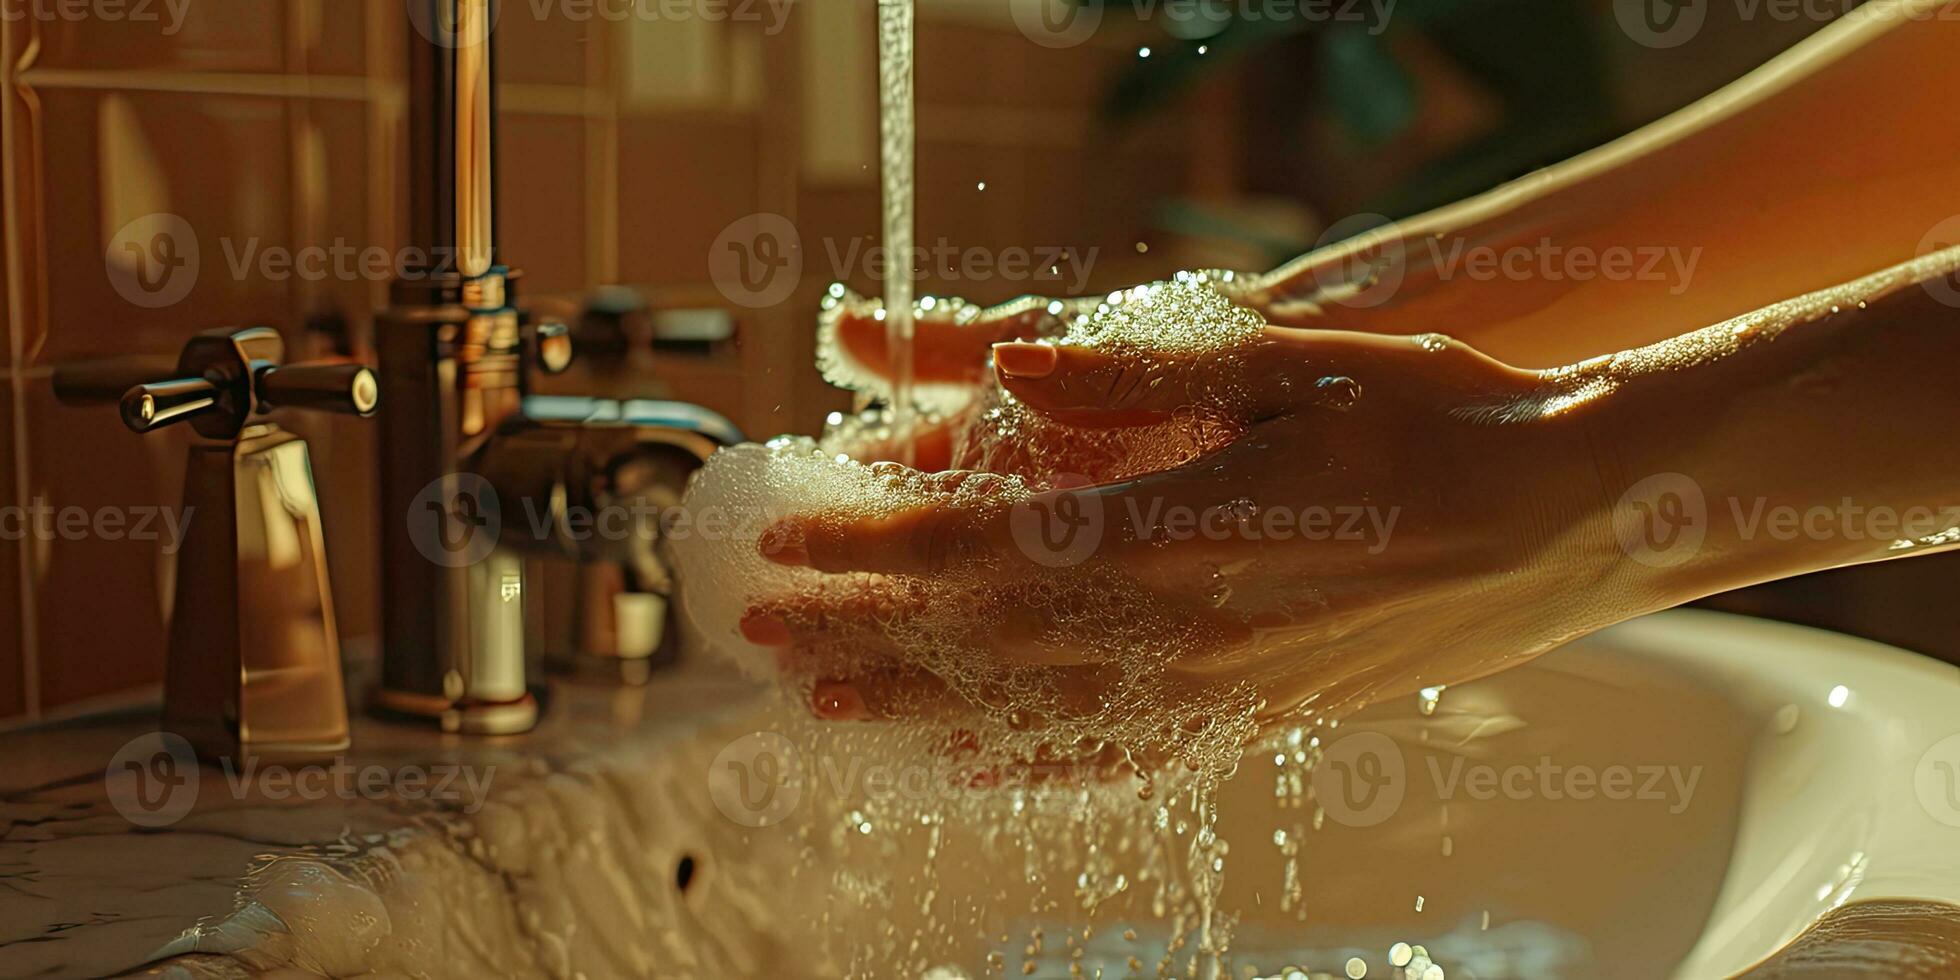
877;0;917;464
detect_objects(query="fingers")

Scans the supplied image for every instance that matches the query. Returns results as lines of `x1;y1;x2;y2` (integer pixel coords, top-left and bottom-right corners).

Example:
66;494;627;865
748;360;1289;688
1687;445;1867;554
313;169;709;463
810;669;958;721
740;578;929;647
741;580;1099;667
821;288;1075;388
757;472;1021;575
993;330;1305;427
993;342;1190;427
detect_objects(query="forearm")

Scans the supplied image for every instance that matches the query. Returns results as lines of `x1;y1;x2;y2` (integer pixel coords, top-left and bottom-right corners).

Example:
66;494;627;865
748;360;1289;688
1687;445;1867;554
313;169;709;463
1258;0;1960;367
1586;248;1960;606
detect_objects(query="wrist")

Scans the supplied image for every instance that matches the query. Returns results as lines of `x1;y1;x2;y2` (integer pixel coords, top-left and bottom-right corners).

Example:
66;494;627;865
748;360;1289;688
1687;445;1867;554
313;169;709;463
1576;257;1960;603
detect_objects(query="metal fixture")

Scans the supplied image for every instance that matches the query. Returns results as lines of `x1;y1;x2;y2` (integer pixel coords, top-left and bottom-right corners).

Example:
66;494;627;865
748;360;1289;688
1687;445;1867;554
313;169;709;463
54;327;377;763
375;2;737;733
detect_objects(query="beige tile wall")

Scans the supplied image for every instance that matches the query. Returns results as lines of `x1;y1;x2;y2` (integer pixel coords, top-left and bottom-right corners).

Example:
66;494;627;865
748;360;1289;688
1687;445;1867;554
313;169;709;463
0;0;1224;720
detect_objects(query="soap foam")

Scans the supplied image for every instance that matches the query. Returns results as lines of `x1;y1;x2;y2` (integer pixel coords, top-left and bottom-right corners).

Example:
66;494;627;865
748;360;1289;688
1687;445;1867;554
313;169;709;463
671;274;1271;787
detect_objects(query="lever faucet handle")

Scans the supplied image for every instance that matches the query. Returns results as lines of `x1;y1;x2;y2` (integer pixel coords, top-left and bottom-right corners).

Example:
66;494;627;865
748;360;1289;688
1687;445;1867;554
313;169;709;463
257;361;380;417
529;317;574;376
52;355;180;405
121;377;222;433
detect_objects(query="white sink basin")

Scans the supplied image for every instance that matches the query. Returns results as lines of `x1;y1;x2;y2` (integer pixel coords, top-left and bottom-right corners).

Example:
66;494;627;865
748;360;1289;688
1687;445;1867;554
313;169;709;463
661;610;1960;978
6;610;1958;978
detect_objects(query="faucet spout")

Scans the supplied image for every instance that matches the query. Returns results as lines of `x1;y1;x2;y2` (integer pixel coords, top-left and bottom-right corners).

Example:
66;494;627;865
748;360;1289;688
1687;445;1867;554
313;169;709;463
373;1;539;734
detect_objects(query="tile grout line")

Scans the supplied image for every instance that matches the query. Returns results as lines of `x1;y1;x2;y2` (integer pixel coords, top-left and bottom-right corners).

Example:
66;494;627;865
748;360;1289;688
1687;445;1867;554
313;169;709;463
2;12;40;720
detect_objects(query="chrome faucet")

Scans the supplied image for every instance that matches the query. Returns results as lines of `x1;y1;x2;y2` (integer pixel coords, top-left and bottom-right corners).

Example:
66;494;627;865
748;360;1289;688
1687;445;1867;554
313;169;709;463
374;2;737;734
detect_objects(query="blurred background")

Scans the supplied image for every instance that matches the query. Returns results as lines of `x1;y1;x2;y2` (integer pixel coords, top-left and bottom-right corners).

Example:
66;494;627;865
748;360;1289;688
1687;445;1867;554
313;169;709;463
0;0;1944;724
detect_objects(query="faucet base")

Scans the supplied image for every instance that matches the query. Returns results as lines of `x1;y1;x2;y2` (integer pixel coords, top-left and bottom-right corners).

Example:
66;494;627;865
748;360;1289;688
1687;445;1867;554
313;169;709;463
547;651;657;687
163;427;352;767
371;688;540;736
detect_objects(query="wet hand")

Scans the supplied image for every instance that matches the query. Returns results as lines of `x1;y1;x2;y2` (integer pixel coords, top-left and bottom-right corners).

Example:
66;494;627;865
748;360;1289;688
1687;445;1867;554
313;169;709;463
749;307;1625;751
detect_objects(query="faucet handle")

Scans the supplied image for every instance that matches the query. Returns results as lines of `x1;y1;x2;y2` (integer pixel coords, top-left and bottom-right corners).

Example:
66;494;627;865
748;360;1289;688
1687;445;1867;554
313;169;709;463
257;362;380;417
121;376;222;433
529;317;574;376
52;355;180;405
56;330;379;439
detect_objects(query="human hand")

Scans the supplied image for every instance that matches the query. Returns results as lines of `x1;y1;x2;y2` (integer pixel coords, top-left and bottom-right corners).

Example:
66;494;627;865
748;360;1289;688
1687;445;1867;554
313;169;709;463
741;277;1626;770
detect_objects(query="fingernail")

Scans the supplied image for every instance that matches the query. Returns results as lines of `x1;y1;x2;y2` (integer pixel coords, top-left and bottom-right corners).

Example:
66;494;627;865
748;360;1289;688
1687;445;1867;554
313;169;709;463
758;523;809;566
812;680;870;720
739;611;793;646
993;342;1059;379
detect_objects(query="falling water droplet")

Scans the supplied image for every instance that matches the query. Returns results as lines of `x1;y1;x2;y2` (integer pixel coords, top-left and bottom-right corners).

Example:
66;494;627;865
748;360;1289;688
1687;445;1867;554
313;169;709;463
1315;375;1362;411
1418;685;1445;716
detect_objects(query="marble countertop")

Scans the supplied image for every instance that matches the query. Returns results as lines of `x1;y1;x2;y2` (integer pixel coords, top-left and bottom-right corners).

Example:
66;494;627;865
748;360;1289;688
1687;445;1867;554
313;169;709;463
0;659;777;978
